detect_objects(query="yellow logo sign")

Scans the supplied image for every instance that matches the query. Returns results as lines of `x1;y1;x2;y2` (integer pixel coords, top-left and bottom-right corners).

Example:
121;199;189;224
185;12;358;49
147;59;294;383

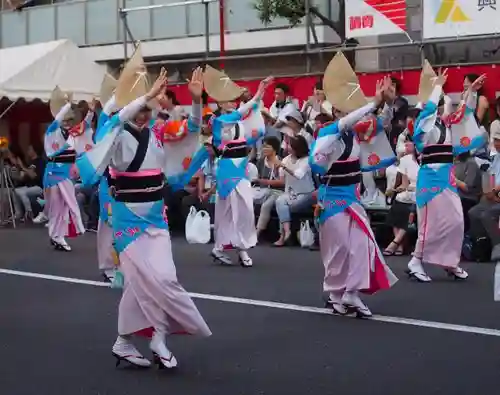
435;0;471;23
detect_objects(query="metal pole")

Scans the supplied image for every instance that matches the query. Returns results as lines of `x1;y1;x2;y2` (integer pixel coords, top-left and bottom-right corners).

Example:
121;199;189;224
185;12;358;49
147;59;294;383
120;0;128;62
144;31;500;66
122;0;216;13
219;0;226;69
304;0;311;73
204;0;210;60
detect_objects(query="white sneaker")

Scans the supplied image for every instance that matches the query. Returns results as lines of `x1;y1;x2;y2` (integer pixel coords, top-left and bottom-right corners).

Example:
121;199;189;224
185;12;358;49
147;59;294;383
150;331;178;369
238;250;253;267
445;266;469;280
210;247;232;265
112;336;151;368
407;258;432;282
342;291;372;318
33;212;48;224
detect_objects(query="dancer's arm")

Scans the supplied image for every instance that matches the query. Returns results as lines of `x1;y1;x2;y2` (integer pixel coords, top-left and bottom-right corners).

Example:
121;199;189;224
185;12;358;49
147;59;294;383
185;67;203;133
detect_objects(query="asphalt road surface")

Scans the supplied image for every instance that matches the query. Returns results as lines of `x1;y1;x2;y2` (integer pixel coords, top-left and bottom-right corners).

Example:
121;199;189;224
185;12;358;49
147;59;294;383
0;227;499;395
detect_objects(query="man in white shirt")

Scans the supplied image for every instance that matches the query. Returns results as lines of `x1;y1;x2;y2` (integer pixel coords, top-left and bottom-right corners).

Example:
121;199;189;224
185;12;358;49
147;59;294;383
468;128;500;261
268;83;299;128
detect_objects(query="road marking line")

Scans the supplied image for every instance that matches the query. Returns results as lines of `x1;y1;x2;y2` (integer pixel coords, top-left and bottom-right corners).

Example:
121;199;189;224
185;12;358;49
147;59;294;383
1;267;500;337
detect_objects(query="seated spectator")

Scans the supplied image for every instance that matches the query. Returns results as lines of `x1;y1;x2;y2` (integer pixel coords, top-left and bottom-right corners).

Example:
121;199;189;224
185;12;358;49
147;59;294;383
253;136;285;239
280;110;314;156
301;81;333;126
383;151;419;255
468;129;500;261
454;152;481;233
489;97;500;155
273;135;315;247
268;83;299;129
75;181;99;231
14;145;45;221
252;108;281;161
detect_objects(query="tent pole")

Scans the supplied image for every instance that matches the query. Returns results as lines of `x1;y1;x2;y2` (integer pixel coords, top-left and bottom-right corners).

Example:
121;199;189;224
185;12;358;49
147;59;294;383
0;101;16;120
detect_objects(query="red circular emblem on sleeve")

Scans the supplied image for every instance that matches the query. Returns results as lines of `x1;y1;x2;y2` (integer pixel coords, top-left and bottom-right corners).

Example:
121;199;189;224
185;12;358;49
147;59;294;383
367;153;380;166
51;142;60;151
460;136;471;147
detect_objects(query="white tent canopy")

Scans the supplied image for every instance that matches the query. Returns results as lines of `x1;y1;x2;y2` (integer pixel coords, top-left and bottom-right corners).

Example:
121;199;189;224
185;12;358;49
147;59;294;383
0;39;107;103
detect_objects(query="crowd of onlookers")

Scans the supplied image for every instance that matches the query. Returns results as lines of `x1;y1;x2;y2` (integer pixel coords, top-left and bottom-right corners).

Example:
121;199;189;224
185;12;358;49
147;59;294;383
3;76;500;261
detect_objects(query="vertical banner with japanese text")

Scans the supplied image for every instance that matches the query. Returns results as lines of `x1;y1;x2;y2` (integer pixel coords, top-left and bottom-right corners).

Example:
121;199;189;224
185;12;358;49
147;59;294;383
423;0;500;39
345;0;407;38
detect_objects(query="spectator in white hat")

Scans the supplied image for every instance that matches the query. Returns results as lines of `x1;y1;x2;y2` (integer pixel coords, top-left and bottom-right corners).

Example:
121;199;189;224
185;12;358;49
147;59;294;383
280;109;313;156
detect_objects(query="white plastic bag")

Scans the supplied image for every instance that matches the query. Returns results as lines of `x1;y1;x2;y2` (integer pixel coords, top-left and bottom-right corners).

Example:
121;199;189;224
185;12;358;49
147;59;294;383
185;206;197;240
186;207;211;244
299;220;315;248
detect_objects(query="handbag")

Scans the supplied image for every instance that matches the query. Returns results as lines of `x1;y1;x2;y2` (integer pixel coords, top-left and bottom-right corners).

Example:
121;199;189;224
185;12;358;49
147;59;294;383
299;220;315;248
185;206;211;244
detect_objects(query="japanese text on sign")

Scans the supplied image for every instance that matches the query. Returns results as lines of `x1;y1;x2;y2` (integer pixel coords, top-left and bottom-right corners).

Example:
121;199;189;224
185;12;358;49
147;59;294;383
349;15;375;31
478;0;496;11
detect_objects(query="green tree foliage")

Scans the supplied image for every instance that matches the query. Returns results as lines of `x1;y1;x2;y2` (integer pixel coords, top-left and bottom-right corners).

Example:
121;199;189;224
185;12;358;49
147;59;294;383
253;0;346;39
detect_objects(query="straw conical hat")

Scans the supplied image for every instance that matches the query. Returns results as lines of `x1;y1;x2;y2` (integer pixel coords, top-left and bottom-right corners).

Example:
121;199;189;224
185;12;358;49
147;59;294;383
418;59;437;104
115;43;150;108
323;52;368;114
100;73;118;106
50;86;73;118
203;65;244;102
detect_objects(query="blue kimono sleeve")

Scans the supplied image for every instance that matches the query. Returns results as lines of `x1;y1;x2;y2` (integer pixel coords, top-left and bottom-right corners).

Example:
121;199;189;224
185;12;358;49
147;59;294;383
76;114;122;186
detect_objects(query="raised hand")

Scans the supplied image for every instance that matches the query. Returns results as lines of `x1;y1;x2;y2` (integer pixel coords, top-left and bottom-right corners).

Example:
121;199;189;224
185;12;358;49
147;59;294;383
434;68;448;87
256;76;274;98
374;78;385;106
188;67;204;101
147;67;168;100
471;74;487;92
383;76;396;103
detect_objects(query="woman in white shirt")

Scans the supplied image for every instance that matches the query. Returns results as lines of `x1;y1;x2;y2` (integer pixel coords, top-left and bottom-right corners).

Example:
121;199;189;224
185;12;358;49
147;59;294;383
273;135;316;246
488;97;500;155
383;150;420;255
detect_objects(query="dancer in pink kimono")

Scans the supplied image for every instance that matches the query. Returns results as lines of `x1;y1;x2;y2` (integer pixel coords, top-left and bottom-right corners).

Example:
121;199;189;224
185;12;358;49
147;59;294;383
77;68;211;369
44;98;88;251
206;77;273;267
309;77;398;318
407;70;486;282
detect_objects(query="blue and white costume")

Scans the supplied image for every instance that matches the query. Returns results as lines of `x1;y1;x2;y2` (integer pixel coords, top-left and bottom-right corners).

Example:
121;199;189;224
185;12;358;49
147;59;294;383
407;83;484;282
309;102;398;317
206;98;265;267
76;94;211;369
44;103;87;251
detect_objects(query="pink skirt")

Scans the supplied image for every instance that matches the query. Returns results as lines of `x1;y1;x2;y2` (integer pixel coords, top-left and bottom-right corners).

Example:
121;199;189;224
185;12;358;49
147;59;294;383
97;219;115;271
320;203;397;295
413;189;463;268
47;180;85;239
214;179;257;250
118;229;211;337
